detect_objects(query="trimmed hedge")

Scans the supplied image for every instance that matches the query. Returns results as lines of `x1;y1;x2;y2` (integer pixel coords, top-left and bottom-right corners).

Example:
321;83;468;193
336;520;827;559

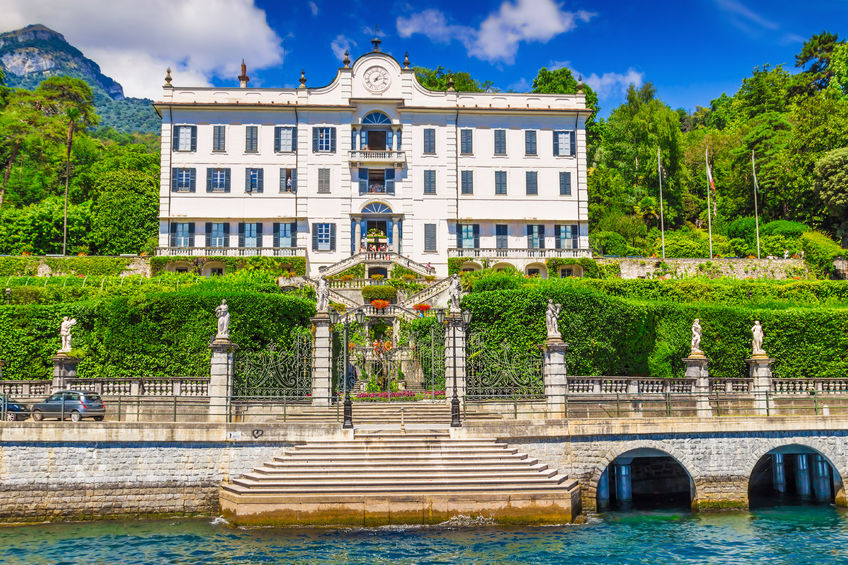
462;279;848;379
546;258;620;279
150;256;307;276
361;285;398;302
0;290;314;380
801;231;844;277
0;256;133;277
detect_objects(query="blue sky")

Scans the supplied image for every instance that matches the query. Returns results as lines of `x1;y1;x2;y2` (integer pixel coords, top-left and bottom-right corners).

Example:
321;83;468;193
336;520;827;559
2;0;846;115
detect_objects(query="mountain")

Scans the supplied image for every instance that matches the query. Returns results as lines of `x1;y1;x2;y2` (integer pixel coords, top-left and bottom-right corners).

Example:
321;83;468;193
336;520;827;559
0;24;159;134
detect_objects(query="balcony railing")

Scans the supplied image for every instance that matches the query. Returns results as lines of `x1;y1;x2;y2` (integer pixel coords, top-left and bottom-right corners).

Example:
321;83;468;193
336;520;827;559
447;247;592;259
156;247;307;257
349;149;406;165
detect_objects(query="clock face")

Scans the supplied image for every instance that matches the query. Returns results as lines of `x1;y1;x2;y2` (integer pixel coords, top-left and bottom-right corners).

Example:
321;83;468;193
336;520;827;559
363;66;390;93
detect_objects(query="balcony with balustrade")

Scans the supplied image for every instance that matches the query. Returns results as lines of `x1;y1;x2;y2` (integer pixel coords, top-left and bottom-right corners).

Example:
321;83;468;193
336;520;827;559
156;247;307;258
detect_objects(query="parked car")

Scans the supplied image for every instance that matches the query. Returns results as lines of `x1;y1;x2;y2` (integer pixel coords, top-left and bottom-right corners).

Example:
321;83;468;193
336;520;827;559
30;390;106;422
0;394;30;421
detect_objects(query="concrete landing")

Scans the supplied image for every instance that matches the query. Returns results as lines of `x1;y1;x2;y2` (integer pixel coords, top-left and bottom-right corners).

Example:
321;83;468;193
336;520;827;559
219;429;580;526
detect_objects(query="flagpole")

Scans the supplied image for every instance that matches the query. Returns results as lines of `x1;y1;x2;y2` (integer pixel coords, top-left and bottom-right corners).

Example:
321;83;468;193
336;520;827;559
751;150;761;260
705;147;713;259
657;147;666;259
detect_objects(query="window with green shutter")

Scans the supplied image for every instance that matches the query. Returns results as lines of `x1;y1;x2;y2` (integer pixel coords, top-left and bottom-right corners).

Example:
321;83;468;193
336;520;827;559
245;126;258;152
424;224;437;252
495;171;507;195
212;126;226;152
460;129;473;154
423;128;436;154
424;170;436;194
525;130;537;155
494;129;506;155
318;168;331;193
559;171;572;196
525;171;538;195
461;170;473;194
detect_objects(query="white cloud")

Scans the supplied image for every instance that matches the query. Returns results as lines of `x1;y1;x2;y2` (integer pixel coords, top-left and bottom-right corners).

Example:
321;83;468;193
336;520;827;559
715;0;778;30
581;68;644;99
0;0;284;99
308;1;318;16
397;0;593;64
506;77;530;92
330;35;355;61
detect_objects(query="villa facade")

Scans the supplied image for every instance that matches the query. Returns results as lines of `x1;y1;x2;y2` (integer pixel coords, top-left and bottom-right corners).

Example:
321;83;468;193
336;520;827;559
155;42;591;278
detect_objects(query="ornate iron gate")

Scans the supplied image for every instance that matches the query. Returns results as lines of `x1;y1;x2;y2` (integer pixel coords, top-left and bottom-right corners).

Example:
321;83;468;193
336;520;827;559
466;335;544;399
233;333;312;398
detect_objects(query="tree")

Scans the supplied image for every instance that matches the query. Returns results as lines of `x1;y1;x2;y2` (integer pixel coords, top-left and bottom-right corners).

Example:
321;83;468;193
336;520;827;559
794;31;841;93
413;66;492;92
814;147;848;245
35;77;98;255
0;90;46;208
531;67;601;162
89;170;158;255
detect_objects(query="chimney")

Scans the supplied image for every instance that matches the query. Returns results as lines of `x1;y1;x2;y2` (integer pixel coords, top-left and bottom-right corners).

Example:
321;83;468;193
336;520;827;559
238;59;250;88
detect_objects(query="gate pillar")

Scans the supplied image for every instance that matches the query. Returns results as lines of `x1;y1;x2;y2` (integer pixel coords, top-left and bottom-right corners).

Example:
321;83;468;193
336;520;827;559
544;338;568;417
312;314;333;406
747;356;774;415
444;314;467;406
209;338;237;422
683;355;711;417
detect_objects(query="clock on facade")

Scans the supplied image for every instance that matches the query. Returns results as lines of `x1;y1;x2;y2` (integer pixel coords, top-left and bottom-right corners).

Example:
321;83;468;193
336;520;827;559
363;66;390;93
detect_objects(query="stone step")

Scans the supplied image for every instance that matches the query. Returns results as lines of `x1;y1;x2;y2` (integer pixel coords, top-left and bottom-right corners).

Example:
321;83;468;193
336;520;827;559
277;449;521;461
284;445;514;454
248;463;551;477
224;475;572;494
242;468;557;482
261;457;540;469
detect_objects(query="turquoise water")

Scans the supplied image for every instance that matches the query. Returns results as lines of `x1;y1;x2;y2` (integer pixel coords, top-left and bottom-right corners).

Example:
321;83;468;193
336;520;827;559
2;506;847;564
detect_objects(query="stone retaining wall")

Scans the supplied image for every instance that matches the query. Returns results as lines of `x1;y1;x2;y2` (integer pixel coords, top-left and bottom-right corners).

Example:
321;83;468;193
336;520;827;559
0;442;287;522
596;257;808;280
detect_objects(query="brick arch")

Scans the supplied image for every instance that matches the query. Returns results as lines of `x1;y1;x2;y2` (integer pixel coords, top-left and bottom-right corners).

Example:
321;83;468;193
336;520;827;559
742;437;847;503
584;440;702;510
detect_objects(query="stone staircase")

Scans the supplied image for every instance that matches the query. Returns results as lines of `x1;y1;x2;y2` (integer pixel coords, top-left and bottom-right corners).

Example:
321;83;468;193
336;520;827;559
220;429;580;526
319;251;436;278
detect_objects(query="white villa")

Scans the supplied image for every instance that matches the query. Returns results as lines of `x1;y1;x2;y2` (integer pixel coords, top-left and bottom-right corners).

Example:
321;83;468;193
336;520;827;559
155;39;591;278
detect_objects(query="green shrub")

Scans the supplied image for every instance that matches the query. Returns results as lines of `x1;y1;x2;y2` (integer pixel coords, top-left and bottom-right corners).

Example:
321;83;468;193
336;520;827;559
801;231;845;277
0;256;133;277
762;220;809;239
448;257;472;275
591;231;628;256
361;285;398;302
149;256;306;276
727;217;758;242
465;269;524;292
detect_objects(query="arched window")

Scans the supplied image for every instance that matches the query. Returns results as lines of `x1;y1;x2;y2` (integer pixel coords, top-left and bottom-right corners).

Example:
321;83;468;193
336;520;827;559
362;202;392;215
362;112;392;125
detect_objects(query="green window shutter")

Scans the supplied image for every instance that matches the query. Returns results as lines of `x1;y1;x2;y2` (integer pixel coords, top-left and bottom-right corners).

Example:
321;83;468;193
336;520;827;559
359;168;368;194
190;126;197;151
188;223;195;247
553;131;560;156
189;168;196;192
291;221;298;247
312;224;319;251
386;130;393;149
312;127;319;152
171;169;178;192
526;171;537;195
274;127;281;152
245;169;251;192
257;168;264;193
223;223;230;246
473;224;480;249
554;225;562;249
330;128;336;152
206;168;213;192
385;168;395;195
330;223;337;251
569;131;576;156
560;171;572;196
224;169;231;192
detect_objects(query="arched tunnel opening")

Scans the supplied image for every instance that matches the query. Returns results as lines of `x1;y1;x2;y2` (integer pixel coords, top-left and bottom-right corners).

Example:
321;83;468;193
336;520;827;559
598;449;694;512
749;446;842;508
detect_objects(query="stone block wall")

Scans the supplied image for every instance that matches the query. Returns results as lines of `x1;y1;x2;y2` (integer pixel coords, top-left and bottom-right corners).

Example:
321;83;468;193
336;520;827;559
0;442;287;522
510;430;848;513
597;257;808;280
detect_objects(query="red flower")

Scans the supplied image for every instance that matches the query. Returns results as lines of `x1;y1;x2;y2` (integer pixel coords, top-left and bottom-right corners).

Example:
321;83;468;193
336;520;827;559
371;299;390;309
413;303;432;312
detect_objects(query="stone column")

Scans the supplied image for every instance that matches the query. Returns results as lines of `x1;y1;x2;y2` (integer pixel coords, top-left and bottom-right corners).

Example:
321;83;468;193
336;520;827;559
209;338;237;423
683;355;711;417
747;356;774;415
597;467;610;510
772;453;786;494
392;221;400;253
312;314;333;406
614;462;633;509
544;338;568;417
812;454;832;502
52;353;80;391
795;453;812;499
444;314;466;406
354;220;362;252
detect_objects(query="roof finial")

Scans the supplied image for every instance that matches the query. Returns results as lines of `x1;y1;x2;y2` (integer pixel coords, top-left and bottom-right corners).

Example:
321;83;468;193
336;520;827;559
403;52;410;69
447;74;455;91
238;59;250;88
371;25;382;51
164;67;173;88
299;69;307;88
343;50;351;68
577;75;584;94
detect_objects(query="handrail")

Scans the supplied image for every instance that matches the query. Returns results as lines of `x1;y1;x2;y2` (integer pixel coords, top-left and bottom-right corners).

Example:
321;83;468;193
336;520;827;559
447;247;592;259
156;246;306;258
401;276;452;308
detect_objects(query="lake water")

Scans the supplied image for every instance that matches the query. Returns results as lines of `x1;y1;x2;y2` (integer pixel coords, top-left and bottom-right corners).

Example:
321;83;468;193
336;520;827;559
2;506;846;564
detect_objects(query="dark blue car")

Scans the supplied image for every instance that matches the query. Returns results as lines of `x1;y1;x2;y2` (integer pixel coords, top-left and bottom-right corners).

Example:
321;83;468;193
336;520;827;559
0;394;30;421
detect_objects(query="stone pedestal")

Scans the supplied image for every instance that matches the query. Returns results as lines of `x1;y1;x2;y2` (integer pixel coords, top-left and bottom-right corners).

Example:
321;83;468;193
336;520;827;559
311;314;333;406
444;314;466;406
52;353;80;391
683;354;711;417
747;356;774;415
209;338;237;423
544;338;569;417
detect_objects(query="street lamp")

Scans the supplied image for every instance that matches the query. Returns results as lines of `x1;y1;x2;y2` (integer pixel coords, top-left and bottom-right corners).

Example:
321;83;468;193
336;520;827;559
331;307;367;429
436;307;469;428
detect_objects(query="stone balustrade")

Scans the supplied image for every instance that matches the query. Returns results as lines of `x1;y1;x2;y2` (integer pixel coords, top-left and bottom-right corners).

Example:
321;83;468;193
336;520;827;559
0;377;209;398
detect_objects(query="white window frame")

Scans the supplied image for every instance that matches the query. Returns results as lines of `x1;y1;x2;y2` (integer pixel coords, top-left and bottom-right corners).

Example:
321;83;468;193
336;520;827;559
277;127;295;153
316;223;332;251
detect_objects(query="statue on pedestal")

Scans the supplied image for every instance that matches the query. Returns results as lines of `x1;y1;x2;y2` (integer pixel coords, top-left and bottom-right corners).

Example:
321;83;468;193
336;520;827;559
448;274;463;313
690;318;703;356
316;277;330;313
546;299;562;340
215;300;230;340
751;320;766;357
59;316;77;353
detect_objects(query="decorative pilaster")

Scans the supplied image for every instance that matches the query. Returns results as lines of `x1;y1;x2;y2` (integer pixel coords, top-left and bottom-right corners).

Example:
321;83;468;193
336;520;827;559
444;314;467;406
544;338;568;417
209;338;237;422
392;221;400;253
312;314;333;406
683;354;711;417
747;356;774;415
52;353;80;391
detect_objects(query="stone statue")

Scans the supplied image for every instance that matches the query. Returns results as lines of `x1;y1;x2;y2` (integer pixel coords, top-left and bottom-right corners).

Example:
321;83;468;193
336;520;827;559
546;299;562;339
690;318;703;356
59;316;77;353
751;320;766;357
215;299;230;340
448;274;463;313
316;276;330;313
